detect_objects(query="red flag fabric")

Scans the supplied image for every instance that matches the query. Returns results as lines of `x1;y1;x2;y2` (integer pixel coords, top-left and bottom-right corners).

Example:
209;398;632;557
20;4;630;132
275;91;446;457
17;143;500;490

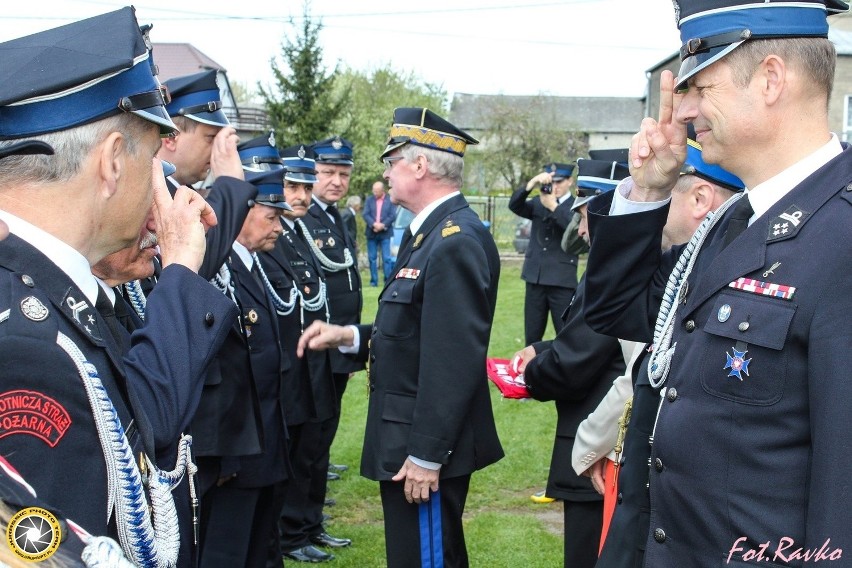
486;357;530;399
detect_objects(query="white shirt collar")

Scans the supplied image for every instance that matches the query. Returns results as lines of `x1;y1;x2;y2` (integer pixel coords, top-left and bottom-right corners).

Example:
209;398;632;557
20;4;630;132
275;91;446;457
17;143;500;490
0;210;100;305
409;191;460;234
231;240;254;271
312;196;329;211
747;133;842;223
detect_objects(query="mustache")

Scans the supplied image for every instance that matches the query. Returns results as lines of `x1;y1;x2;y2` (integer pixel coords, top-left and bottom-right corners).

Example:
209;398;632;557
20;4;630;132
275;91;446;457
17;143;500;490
139;231;158;250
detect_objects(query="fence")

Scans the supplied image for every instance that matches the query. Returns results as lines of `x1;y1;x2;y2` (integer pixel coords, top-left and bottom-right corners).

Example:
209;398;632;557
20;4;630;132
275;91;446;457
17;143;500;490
466;195;523;252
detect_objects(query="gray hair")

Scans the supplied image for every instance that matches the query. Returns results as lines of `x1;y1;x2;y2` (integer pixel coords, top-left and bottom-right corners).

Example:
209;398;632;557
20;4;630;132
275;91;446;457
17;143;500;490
345;194;362;208
399;144;464;188
0;113;152;186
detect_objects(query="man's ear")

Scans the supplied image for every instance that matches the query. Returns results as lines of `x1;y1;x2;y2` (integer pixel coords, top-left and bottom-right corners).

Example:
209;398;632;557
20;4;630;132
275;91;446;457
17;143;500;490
160;133;180;152
98;131;126;198
691;180;716;220
759;54;786;106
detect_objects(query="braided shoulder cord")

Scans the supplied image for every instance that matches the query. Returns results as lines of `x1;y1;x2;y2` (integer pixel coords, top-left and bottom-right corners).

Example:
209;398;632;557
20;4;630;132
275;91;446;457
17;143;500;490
295;219;354;272
646;192;743;389
209;263;239;307
56;331;182;567
123;280;147;321
253;253;298;316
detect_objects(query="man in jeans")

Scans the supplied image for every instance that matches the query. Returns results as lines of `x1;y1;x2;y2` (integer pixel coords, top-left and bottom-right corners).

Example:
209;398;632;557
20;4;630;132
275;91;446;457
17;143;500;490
362;180;396;286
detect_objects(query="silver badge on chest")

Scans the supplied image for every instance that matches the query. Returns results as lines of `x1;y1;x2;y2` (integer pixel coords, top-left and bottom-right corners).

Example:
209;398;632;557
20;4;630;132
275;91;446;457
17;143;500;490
717;304;731;322
21;296;49;321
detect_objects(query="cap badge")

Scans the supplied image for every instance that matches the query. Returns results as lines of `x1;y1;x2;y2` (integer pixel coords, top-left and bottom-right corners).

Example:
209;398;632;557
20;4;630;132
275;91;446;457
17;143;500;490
268;131;276;147
298;146;306;159
332;136;343;150
724;347;751;381
20;296;48;322
717;304;731;322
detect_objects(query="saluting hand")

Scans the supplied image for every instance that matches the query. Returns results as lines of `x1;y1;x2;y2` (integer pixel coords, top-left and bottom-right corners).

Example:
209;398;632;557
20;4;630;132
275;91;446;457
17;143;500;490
628;70;688;202
209;126;244;181
152;158;218;273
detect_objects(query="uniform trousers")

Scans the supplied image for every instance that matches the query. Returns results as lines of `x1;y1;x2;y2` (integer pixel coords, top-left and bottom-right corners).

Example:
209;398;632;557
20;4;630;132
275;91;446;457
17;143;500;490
380;474;471;568
200;481;285;568
278;423;325;552
524;282;575;344
563;499;603;568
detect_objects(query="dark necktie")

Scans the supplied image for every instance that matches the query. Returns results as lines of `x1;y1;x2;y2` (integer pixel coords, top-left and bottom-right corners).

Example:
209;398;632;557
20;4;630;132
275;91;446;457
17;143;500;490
722;195;754;248
398;228;413;256
96;287;129;353
327;205;342;226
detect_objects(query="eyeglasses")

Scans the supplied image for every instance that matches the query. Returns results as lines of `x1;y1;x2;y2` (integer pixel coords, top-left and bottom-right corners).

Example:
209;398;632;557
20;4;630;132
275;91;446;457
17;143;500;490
382;156;405;171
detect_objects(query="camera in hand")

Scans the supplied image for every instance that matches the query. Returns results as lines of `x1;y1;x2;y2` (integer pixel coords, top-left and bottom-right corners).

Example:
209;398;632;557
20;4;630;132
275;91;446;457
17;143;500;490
540;183;553;194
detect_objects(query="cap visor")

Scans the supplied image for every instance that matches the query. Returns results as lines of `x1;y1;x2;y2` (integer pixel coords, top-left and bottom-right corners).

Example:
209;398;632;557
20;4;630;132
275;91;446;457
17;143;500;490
255;199;293;211
380;140;408;160
676;41;744;90
133;106;179;137
183;109;230;128
284;172;317;184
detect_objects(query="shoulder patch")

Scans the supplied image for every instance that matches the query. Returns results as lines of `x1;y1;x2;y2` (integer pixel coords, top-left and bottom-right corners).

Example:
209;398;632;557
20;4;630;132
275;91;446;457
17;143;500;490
0;390;72;447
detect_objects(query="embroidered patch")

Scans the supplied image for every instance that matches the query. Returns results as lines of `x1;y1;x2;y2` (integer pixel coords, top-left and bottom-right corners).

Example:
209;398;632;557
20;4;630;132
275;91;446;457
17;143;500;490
766;205;810;242
396;268;421;280
728;277;795;300
0;390;72;447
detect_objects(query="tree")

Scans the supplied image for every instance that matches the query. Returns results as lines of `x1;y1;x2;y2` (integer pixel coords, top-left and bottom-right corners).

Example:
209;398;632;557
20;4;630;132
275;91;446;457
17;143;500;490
465;95;588;193
259;4;346;146
329;65;447;198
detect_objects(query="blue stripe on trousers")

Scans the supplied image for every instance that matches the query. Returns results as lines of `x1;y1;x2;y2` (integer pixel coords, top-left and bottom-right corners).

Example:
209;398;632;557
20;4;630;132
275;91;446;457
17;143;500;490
418;489;444;568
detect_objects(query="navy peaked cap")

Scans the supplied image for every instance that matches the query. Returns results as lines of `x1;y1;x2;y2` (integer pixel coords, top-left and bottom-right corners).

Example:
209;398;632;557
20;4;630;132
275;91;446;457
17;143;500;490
164;69;229;127
0;6;176;140
674;0;848;89
312;136;354;165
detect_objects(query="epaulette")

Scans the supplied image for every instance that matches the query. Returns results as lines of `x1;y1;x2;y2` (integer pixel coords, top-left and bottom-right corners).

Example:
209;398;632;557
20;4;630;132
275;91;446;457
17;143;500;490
441;219;461;238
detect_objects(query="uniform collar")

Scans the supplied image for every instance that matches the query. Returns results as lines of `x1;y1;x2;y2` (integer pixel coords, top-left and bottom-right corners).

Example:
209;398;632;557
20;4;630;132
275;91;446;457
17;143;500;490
231;240;254;271
0;210;100;305
747;133;842;224
409;191;460;234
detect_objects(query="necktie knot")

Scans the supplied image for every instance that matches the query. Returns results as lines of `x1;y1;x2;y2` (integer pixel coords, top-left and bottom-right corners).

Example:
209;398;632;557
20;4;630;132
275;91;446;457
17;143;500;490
723;195;753;247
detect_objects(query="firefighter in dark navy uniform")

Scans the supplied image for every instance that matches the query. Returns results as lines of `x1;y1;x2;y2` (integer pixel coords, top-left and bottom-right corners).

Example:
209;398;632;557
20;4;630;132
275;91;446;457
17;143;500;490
0;7;233;565
297;108;504;568
508;162;579;344
582;1;852;565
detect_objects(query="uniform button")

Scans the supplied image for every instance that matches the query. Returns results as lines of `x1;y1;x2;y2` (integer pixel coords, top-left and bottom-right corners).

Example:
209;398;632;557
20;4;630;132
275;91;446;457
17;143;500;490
666;387;678;402
370;355;376;362
369;383;375;392
684;320;696;332
392;291;398;298
846;183;852;192
738;321;750;332
205;312;215;326
21;275;34;287
619;457;625;466
617;492;623;504
654;458;664;472
654;528;666;543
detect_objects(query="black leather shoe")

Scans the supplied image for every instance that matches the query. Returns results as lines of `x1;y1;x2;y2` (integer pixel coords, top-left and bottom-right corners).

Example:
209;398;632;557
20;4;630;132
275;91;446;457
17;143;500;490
328;463;349;472
327;471;341;481
310;532;352;549
282;545;335;563
324;498;336;507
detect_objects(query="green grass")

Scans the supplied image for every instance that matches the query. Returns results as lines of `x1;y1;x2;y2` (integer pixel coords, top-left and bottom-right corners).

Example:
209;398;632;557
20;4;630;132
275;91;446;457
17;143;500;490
322;263;567;567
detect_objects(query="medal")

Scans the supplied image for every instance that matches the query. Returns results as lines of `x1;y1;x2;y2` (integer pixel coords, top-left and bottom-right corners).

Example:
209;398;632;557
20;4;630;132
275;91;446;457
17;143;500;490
724;347;751;381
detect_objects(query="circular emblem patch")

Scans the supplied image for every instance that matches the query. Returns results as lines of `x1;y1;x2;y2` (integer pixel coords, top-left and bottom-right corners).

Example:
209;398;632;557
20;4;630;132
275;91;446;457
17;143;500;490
20;296;49;321
6;506;61;561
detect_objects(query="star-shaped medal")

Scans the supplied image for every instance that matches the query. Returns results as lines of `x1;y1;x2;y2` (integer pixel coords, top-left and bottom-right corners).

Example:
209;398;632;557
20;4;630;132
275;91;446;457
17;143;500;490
724;347;752;381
